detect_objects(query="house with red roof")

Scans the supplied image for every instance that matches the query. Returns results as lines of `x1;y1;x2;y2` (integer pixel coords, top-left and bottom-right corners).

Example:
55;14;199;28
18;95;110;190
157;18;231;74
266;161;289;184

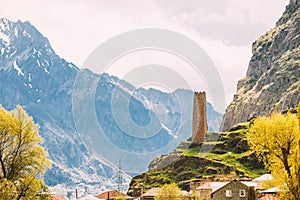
97;190;133;200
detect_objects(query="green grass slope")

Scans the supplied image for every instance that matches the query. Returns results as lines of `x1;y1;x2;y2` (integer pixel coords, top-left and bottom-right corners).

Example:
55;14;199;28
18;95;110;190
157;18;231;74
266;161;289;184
127;122;266;197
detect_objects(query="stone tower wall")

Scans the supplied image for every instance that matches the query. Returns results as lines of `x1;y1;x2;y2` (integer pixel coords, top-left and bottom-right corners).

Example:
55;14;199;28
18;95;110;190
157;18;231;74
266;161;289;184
192;92;207;143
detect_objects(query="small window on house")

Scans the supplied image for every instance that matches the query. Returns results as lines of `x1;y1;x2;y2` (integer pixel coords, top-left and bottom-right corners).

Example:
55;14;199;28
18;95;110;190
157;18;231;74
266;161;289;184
226;190;232;197
240;190;246;197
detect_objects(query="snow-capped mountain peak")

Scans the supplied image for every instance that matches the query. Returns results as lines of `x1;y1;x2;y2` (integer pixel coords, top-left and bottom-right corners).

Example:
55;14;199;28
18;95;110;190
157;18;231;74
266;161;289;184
0;18;222;195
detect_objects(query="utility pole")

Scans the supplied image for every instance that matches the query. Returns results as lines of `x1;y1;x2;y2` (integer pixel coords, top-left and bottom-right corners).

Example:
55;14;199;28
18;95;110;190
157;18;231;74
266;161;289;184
117;159;123;192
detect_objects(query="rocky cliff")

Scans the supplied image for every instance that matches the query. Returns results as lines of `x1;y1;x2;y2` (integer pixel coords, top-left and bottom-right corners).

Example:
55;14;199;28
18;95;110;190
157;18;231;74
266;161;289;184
220;0;300;131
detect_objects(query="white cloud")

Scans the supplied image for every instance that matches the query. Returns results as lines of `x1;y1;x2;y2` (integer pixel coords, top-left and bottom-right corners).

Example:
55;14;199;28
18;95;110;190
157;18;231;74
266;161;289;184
157;0;289;45
0;0;290;111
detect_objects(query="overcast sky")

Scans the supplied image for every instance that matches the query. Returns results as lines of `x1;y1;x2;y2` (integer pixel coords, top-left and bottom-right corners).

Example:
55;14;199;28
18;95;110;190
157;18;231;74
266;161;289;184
0;0;289;112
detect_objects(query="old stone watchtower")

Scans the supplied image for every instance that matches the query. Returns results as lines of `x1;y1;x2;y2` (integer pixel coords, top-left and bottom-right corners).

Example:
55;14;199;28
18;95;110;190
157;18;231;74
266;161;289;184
192;91;208;143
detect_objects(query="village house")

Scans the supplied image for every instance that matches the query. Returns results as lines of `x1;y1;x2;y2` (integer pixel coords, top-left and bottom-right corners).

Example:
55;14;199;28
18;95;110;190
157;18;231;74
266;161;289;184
211;180;256;200
192;173;282;200
140;188;160;200
196;180;258;200
97;190;133;200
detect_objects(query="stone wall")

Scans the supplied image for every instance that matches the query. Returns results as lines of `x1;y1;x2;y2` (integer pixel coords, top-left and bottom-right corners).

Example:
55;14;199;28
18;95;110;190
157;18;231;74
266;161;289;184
211;180;255;200
192;92;207;143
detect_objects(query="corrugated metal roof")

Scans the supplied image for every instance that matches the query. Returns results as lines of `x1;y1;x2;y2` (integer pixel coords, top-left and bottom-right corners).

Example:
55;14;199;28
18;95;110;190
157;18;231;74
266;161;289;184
260;187;282;194
141;188;160;197
253;174;273;182
196;182;229;193
78;194;100;200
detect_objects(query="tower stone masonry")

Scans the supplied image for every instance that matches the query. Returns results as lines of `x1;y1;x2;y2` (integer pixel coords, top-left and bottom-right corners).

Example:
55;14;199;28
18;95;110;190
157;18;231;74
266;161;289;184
192;91;208;143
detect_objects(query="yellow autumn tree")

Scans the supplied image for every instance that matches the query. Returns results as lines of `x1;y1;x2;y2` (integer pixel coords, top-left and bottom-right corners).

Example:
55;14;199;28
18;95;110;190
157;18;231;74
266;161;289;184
247;110;300;200
155;183;183;200
298;102;300;126
0;105;51;200
0;178;17;199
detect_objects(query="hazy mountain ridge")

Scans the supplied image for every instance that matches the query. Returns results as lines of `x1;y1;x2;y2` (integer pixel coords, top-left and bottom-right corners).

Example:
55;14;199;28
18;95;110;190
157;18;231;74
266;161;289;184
220;0;300;131
0;18;222;189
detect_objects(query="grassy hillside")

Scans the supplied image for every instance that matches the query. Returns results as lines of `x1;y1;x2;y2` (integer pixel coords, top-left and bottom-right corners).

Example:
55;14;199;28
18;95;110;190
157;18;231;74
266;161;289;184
127;122;266;197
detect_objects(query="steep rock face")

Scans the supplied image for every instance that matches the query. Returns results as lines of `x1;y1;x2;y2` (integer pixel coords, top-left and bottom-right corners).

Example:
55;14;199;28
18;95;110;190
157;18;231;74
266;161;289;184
221;0;300;131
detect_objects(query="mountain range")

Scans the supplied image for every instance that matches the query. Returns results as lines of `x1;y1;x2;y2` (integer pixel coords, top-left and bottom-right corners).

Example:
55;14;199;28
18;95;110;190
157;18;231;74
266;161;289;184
0;17;222;192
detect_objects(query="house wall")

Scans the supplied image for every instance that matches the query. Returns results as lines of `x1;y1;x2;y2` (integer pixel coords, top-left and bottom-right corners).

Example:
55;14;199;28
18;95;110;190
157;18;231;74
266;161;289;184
211;181;255;200
189;182;202;191
198;189;212;200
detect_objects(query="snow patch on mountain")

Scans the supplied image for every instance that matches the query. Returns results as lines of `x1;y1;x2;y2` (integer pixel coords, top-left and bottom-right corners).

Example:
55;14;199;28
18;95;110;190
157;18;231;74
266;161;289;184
0;31;9;45
161;123;177;138
13;60;24;76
